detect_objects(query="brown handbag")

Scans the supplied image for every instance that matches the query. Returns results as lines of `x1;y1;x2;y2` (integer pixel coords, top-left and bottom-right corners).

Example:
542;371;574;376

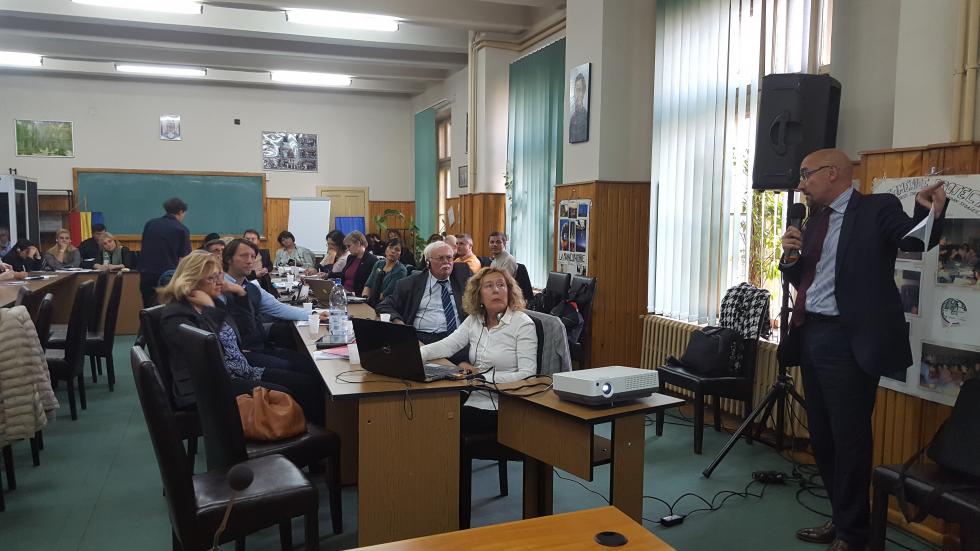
236;387;306;441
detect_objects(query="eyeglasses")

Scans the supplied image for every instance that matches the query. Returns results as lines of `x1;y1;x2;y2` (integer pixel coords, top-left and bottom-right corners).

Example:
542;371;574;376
204;274;223;284
430;255;454;263
481;281;508;291
799;165;833;182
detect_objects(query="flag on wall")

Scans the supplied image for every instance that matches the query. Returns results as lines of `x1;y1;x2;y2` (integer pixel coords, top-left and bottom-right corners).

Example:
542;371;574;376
68;211;105;247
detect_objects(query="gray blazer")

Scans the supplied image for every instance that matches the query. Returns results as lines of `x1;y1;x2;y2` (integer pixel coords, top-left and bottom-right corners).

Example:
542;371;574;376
525;310;572;375
42;249;81;271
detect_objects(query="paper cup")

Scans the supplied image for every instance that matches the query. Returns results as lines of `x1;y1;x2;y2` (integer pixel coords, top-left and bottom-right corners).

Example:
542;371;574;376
348;344;360;365
286;273;295;284
302;302;313;311
307;314;320;338
379;313;391;322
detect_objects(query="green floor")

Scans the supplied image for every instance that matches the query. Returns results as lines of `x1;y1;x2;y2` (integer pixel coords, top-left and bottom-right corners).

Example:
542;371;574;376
0;342;935;550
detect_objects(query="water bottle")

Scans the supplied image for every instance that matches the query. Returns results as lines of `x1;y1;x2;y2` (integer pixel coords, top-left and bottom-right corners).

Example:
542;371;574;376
328;278;349;336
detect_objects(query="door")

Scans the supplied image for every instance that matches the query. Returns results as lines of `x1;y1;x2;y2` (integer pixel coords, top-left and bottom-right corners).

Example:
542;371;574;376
316;187;369;233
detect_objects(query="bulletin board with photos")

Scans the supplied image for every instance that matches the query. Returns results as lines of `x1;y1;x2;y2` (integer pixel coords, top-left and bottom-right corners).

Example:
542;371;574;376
557;199;590;276
873;174;980;406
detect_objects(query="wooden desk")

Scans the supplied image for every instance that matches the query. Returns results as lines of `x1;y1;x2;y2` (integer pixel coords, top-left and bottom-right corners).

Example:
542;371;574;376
299;306;473;547
356;506;674;550
0;273;74;308
497;386;684;523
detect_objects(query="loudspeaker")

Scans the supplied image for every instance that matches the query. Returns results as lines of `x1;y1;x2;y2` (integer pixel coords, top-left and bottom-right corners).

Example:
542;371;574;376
752;73;841;190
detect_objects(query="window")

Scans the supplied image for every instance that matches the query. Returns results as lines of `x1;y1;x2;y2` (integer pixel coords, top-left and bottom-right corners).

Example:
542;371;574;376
436;116;451;232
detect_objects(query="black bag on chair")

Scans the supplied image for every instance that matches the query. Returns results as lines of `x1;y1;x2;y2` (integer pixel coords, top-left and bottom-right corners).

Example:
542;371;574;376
894;378;980;522
679;326;743;376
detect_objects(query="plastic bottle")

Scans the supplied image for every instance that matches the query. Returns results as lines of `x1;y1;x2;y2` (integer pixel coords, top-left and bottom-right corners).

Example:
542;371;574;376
328;278;349;336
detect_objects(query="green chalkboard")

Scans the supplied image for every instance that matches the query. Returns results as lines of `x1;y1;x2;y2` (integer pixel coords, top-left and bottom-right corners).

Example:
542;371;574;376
74;169;265;236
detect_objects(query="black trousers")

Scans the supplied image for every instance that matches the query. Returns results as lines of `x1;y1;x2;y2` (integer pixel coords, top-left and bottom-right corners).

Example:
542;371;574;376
139;272;161;308
461;405;498;436
800;317;880;546
418;330;470;365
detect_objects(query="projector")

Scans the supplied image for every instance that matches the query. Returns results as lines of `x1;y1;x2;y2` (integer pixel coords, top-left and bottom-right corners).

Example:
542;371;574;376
553;366;660;406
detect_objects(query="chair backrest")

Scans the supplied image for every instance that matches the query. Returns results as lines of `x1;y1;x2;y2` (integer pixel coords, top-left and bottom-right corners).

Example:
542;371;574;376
569;275;597;343
89;270;110;331
129;346;197;531
177;323;248;471
34;293;54;351
13;286;30;307
140;305;171;385
99;274;124;349
514;264;535;303
478;256;491;268
543;271;571;312
529;316;544;374
64;280;95;375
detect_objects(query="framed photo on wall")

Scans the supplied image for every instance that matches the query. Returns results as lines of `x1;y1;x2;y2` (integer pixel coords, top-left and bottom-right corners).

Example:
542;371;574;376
568;63;591;144
262;131;318;172
15;119;74;157
458;165;468;189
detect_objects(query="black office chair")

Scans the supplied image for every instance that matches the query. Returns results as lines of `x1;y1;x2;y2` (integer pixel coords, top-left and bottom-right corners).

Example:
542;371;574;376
541;271;571;313
45;280;94;420
130;346;320;551
50;274;124;390
13;286;30;307
49;270;109;383
568;275;597;369
514;264;535;304
177;324;343;534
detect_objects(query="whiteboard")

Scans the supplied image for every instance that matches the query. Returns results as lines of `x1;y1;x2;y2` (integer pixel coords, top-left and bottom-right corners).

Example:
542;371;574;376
287;198;331;255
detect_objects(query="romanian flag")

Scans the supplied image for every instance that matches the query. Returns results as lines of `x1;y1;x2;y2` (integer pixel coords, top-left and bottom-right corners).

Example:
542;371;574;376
68;211;105;247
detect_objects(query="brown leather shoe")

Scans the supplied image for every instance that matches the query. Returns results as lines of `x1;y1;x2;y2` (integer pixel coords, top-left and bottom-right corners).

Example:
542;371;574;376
796;521;836;544
827;538;867;551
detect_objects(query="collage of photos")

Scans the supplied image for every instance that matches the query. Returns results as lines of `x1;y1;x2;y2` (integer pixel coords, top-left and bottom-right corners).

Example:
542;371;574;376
919;342;980;397
262;131;318;171
557;199;590;276
936;218;980;288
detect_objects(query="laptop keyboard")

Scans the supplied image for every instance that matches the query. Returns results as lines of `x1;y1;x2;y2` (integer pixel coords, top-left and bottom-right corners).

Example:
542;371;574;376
423;363;461;379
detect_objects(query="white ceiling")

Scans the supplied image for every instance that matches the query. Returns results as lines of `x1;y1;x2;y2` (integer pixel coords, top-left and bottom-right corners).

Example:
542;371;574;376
0;0;565;95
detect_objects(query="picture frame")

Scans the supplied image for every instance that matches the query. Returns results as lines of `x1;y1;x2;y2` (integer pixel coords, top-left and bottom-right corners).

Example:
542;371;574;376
15;119;75;157
568;63;591;144
458;165;468;189
262;131;318;172
160;114;182;141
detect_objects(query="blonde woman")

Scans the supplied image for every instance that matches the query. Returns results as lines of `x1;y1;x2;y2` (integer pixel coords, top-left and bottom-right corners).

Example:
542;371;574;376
93;232;135;271
420;266;538;434
42;229;81;270
158;251;323;423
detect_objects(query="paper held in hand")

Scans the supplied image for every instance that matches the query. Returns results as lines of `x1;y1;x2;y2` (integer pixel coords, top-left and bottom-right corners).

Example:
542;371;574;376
903;206;935;247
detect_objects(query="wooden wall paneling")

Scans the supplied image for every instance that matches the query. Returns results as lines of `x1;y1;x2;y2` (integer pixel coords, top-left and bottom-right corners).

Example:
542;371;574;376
265;198;290;255
456;193;505;258
444;197;462;235
368;201;416;235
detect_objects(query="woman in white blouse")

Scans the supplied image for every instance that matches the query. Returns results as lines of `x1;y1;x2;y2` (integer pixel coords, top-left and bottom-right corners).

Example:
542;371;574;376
420;266;538;434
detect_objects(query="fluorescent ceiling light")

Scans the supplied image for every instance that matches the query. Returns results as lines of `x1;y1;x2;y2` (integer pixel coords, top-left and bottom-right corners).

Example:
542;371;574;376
270;71;352;87
0;51;42;68
115;64;207;78
72;0;203;15
285;9;400;32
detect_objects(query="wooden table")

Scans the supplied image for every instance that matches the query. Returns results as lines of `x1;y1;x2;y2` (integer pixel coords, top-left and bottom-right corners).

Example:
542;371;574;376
355;506;674;550
496;385;684;523
0;273;73;308
300;304;475;547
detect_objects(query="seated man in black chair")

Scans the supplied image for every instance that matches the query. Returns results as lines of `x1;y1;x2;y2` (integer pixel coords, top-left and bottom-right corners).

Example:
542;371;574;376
376;241;471;364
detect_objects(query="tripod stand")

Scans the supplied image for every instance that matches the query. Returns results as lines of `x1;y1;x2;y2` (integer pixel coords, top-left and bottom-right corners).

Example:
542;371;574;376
703;191;807;478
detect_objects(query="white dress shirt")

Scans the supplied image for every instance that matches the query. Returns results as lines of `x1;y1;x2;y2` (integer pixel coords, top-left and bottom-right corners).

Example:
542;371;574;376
414;271;458;333
420;309;537;410
806;188;853;316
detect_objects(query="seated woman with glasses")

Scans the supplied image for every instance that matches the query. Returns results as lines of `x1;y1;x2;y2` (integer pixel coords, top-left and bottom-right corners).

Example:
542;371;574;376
419;266;538;434
329;230;377;295
41;228;81;270
158;251;324;424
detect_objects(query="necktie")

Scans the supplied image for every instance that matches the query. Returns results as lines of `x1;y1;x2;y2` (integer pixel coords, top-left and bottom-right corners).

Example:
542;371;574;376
438;280;458;332
790;209;831;327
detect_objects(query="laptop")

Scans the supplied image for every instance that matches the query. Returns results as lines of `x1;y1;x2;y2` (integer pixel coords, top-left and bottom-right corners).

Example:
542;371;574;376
307;278;336;303
352;318;463;382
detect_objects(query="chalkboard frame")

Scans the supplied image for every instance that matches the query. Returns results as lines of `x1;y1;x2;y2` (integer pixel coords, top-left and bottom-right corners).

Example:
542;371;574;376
72;167;267;240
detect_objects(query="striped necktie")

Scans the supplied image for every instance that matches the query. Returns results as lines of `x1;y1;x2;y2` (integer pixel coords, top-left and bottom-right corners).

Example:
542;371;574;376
438;280;458;332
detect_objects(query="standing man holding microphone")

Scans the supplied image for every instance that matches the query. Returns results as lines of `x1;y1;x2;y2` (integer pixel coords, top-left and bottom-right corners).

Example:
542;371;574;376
780;149;948;551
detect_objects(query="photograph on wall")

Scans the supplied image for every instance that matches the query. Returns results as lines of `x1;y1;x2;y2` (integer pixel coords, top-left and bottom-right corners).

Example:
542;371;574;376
895;268;921;317
557;199;590;275
15;119;74;157
918;341;980;398
160;114;182;141
262;131;318;171
568;63;591;144
458;165;468;189
940;297;968;328
936;218;979;288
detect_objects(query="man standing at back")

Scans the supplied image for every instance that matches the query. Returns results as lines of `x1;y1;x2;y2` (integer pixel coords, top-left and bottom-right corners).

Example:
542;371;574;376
139;197;191;307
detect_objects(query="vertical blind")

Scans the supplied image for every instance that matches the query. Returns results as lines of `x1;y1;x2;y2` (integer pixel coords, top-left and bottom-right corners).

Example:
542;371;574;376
414;108;437;238
506;38;566;287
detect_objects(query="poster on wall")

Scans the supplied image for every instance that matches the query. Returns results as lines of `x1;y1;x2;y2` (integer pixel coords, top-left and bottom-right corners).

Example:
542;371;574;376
15;119;74;157
557;199;590;276
262;131;318;172
160;115;182;141
873;174;980;404
568;63;591;144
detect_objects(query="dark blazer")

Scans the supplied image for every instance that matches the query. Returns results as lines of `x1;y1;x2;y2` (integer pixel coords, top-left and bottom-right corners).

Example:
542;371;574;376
78;237;101;269
139;214;191;276
258;249;273;272
375;263;471;326
329;252;378;296
2;249;42;272
780;192;947;376
159;299;228;408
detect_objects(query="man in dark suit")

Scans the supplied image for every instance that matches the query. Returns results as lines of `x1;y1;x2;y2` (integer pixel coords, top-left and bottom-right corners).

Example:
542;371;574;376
781;149;947;551
78;223;107;269
376;240;472;363
139;197;191;307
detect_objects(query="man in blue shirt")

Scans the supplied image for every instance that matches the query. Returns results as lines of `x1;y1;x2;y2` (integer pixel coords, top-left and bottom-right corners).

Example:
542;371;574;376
139;198;191;307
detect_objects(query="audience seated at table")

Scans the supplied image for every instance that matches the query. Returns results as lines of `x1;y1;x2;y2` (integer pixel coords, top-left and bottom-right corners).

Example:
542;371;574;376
366;232;386;256
157;251;324;424
41;228;81;270
454;233;482;275
328;230;377;295
2;239;43;272
0;261;27;281
386;229;416;267
488;231;517;276
93;232;136;271
362;237;408;307
421;266;537;434
274;230;315;268
317;229;348;274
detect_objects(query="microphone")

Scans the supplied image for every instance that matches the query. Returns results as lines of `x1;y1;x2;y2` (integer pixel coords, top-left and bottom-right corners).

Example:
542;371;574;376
211;464;254;550
785;203;807;262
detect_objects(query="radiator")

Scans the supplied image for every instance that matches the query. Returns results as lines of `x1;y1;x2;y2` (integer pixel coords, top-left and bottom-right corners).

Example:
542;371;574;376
640;315;807;437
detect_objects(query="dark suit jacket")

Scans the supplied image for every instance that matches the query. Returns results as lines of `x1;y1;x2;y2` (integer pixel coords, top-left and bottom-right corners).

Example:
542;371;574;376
780;192;947;376
329;252;378;296
78;237;101;269
139;214;191;276
375;264;471;326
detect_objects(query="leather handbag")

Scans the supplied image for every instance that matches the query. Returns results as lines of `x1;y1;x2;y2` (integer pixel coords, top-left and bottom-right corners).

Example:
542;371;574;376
679;326;743;376
237;387;306;441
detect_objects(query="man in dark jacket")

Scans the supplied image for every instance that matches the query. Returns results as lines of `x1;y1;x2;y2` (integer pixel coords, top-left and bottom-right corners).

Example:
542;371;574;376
2;239;43;272
139;198;191;307
78;223;107;269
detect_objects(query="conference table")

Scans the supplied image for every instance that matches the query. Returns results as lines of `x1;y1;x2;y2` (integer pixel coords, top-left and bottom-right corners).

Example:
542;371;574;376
296;301;685;547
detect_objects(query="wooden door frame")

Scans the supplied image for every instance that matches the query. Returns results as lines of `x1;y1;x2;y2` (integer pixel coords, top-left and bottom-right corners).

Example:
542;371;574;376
315;186;370;230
